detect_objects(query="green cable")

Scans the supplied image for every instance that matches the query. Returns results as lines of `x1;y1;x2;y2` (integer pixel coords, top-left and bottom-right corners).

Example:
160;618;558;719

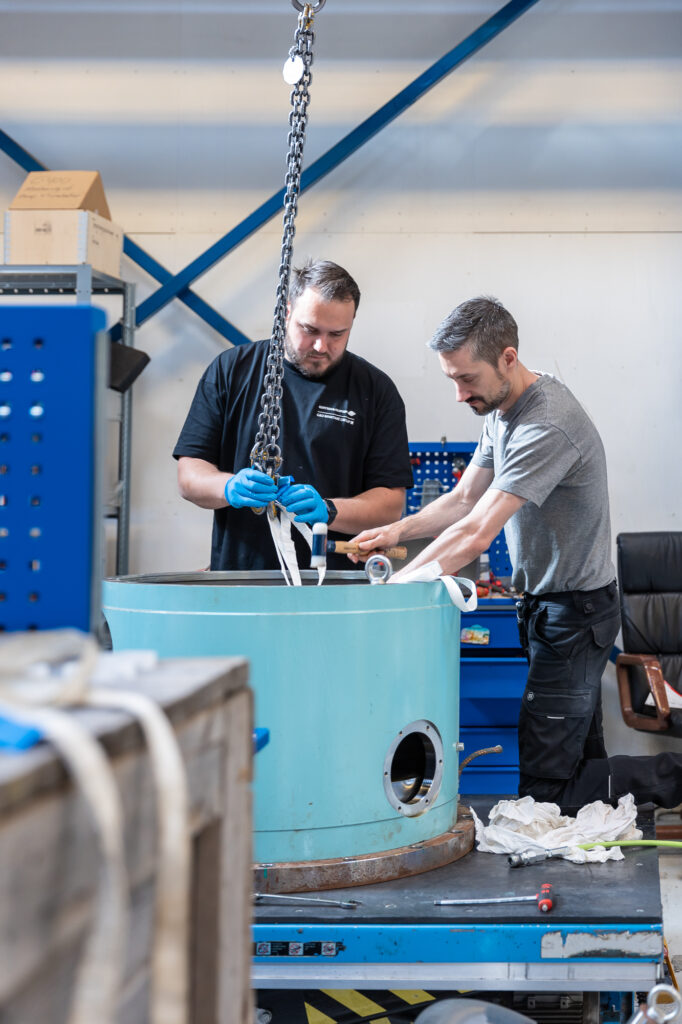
577;840;682;850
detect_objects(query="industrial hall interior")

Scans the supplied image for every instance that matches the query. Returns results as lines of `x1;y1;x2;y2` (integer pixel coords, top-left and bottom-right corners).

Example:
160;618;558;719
1;1;682;1023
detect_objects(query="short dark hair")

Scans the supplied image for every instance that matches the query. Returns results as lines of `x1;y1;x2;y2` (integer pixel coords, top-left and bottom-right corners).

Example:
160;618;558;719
289;259;361;313
428;296;518;366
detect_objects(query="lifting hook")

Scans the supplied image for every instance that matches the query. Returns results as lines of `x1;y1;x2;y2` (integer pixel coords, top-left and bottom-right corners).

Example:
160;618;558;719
291;0;326;11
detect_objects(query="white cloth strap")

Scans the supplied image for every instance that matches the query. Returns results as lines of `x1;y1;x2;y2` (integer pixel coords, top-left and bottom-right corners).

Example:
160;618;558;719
267;506;302;586
88;687;190;1024
0;694;128;1024
440;574;478;612
267;505;325;586
392;558;478;612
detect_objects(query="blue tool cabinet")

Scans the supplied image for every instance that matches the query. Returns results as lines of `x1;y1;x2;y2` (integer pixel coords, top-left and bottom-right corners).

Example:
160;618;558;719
0;304;107;633
407;443;527;795
460;599;527;795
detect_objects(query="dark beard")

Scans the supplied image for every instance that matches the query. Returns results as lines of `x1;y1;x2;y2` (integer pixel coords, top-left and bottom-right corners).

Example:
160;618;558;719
284;339;344;379
468;378;512;415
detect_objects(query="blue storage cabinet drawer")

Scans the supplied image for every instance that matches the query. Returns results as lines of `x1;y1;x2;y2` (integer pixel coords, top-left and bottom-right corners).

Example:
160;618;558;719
459;726;520;796
460;656;527;699
460;765;520;796
460;726;519;765
461;599;521;649
460;699;520;728
460;657;526;727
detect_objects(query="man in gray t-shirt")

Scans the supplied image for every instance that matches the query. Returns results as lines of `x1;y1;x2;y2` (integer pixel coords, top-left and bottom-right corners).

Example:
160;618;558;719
473;373;615;596
352;296;682;813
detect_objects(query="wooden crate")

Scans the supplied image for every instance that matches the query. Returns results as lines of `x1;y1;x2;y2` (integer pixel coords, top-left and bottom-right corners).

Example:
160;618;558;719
0;656;253;1024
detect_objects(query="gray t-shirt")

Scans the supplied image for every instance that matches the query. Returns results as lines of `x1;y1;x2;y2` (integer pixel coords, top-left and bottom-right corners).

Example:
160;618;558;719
471;373;615;595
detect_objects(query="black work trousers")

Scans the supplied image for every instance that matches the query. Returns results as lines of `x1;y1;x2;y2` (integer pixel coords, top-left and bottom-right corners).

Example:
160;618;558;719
516;582;682;813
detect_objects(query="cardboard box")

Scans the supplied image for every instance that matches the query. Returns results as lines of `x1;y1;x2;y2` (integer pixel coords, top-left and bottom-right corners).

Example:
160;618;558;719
3;170;123;277
4;209;123;277
9;170;112;219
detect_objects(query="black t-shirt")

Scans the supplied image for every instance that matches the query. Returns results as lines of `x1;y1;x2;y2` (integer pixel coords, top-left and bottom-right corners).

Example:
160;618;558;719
173;340;413;570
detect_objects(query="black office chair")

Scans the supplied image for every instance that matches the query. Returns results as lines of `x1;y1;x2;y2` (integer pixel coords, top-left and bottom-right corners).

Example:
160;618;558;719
616;532;682;738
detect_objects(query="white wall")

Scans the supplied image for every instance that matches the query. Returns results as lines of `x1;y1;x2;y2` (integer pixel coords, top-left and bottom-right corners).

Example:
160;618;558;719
1;0;681;586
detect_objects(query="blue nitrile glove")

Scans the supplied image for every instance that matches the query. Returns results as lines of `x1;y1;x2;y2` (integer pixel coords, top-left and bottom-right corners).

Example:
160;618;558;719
276;475;295;502
0;714;43;751
277;481;328;524
225;467;277;509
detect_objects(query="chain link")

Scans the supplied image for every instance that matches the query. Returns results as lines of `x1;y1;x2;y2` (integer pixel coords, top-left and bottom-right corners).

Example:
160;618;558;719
250;6;318;483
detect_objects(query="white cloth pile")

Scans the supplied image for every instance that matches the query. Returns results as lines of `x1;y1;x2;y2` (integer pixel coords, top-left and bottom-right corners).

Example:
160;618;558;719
472;794;642;864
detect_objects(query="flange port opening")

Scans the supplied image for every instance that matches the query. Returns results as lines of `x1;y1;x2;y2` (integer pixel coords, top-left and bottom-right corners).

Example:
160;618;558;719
383;720;444;817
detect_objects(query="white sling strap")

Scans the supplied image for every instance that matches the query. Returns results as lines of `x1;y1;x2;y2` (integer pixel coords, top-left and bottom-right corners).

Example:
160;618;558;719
267;505;326;586
0;693;128;1024
392;558;478;612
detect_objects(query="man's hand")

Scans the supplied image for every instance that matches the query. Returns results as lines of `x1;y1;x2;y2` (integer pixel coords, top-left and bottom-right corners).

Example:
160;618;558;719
347;522;403;562
277;481;328;524
224;468;277;509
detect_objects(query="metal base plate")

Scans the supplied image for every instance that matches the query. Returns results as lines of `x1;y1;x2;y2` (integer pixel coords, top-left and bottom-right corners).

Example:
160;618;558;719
254;806;475;893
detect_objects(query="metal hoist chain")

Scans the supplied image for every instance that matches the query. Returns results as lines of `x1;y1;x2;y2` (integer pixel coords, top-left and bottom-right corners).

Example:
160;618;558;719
249;0;325;486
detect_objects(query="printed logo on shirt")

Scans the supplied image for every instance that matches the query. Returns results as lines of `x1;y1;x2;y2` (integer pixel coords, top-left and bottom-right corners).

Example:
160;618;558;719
316;404;357;426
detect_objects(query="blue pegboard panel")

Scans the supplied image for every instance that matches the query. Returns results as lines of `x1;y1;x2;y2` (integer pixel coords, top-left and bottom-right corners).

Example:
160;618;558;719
407;442;512;576
0;305;107;632
406;442;475;515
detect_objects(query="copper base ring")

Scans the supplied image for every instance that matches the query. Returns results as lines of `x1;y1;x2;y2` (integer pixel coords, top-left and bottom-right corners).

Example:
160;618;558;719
254;805;475;893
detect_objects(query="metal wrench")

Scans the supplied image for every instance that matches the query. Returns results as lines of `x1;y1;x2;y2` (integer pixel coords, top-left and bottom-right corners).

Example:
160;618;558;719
254;892;361;910
435;882;554;913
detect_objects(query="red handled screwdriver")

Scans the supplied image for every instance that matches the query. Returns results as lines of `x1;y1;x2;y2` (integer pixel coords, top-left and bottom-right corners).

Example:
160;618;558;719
435;882;554;913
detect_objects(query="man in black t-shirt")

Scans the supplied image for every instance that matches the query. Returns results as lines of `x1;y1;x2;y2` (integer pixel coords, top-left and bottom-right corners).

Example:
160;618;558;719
173;259;413;571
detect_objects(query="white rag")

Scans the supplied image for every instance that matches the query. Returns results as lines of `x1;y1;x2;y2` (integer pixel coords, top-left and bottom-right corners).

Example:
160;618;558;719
472;794;643;864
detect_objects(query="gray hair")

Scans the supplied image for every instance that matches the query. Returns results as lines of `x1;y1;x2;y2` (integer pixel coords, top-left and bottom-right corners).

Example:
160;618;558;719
428;296;518;366
289;259;361;313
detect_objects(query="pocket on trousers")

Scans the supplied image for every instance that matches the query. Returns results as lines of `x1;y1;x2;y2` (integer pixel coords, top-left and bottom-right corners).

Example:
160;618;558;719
530;606;584;664
518;687;593;780
591;615;619;650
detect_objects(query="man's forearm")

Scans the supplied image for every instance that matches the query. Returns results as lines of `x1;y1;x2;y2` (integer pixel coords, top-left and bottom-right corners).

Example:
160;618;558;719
393;486;479;543
391;487;525;581
395;518;485;577
331;487;406;535
178;457;230;509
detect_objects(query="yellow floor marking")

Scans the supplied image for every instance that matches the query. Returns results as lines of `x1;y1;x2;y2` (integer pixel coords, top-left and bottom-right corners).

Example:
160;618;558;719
304;1002;337;1024
389;989;437;1005
320;989;386;1016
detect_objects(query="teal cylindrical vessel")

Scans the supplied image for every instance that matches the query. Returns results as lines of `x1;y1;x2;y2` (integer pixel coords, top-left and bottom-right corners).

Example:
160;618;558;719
102;571;462;865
